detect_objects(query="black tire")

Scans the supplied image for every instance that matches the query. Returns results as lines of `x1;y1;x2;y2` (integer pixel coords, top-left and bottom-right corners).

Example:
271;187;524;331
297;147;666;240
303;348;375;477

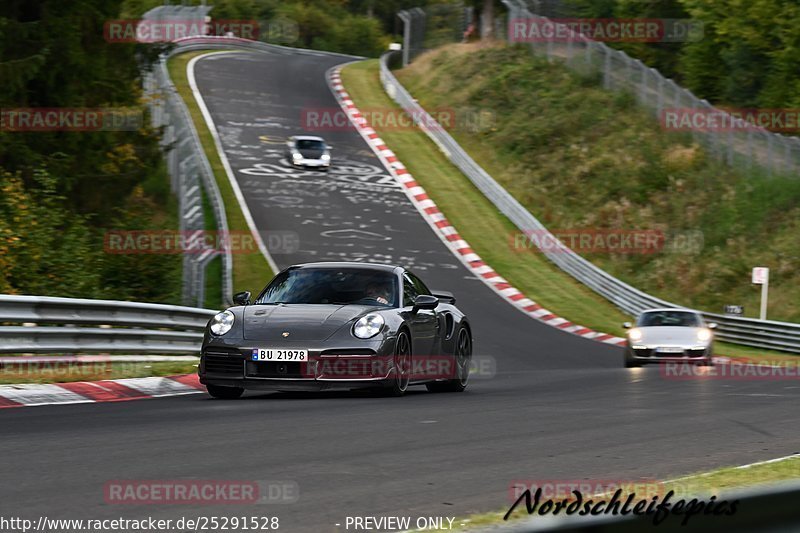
386;331;412;397
207;384;244;399
427;327;472;393
624;354;641;368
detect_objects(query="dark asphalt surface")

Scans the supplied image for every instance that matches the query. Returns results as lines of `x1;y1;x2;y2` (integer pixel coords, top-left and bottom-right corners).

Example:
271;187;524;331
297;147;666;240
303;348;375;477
2;49;799;532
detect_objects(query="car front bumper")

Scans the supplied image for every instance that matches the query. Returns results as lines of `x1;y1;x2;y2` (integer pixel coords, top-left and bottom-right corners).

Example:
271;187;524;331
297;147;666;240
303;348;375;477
199;342;398;391
626;345;712;364
292;158;330;168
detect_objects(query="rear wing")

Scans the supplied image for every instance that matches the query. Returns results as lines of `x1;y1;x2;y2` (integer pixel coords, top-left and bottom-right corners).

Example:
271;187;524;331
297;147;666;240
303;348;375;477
432;291;456;305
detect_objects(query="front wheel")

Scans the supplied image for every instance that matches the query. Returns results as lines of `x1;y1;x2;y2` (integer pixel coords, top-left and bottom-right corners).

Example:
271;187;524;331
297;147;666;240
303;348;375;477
386;331;412;397
207;384;244;399
427;327;471;393
624;353;641;368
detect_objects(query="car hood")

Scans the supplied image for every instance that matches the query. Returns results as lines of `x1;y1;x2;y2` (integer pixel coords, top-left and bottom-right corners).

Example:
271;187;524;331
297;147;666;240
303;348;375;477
242;304;374;341
636;327;707;346
297;148;325;159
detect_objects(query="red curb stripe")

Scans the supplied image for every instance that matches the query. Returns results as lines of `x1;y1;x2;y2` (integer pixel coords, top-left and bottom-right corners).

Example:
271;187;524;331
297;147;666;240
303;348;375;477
594;334;613;341
557;322;574;329
481;271;498;279
540;314;557;321
494;283;512;291
0;396;23;408
405;180;419;189
524;304;542;312
509;293;525;301
168;373;205;390
457;247;475;255
435;220;450;228
574;327;592;335
414;193;429;201
56;381;147;402
445;234;462;242
423;206;440;214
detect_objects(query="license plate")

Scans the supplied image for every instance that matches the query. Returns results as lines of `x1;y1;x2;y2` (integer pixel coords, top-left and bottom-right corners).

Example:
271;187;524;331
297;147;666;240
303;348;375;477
251;349;308;362
657;347;684;353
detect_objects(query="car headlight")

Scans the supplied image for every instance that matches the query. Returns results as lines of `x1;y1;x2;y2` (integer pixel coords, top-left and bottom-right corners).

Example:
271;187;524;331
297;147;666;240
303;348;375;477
353;314;385;339
210;310;235;336
628;328;643;342
697;328;712;342
292;152;302;160
321;154;331;161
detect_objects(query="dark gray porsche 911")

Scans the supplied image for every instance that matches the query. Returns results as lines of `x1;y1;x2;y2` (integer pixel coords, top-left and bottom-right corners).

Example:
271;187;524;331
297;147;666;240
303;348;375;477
199;262;473;398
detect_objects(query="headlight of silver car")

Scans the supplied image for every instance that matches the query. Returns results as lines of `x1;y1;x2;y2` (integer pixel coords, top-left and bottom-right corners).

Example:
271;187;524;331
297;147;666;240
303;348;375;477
210;310;235;336
353;314;385;339
697;328;712;342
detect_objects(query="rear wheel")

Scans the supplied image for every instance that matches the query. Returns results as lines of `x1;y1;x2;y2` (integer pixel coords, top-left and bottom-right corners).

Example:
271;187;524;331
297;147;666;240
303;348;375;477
207;384;244;399
427;327;471;393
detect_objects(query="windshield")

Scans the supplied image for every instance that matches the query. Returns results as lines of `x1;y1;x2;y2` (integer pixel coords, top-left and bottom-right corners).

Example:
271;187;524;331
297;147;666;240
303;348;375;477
637;311;702;327
296;139;325;150
257;268;397;307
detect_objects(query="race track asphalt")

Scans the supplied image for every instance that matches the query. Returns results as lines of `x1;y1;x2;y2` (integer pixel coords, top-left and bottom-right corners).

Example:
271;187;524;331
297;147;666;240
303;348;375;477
1;49;798;532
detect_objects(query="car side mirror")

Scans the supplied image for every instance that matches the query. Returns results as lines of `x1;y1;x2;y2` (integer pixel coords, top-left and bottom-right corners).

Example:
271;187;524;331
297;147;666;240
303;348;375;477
413;294;439;312
622;322;632;329
707;322;718;329
233;291;251;306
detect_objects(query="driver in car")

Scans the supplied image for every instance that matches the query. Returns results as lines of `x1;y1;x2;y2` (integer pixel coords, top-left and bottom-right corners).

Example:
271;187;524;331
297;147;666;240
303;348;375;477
365;282;391;305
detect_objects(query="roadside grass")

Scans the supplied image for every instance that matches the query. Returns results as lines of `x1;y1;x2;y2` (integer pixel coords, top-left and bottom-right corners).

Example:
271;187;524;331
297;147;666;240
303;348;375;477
436;455;800;531
395;43;800;325
168;51;274;300
341;60;630;336
340;60;797;362
0;361;199;385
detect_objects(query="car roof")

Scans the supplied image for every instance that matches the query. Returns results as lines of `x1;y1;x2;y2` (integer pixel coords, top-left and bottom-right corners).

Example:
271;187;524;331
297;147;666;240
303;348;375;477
291;135;326;142
289;262;401;273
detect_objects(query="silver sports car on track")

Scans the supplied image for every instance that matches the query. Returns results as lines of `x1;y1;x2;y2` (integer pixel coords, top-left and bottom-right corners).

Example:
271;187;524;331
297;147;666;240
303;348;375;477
623;308;716;367
200;262;473;398
285;135;331;170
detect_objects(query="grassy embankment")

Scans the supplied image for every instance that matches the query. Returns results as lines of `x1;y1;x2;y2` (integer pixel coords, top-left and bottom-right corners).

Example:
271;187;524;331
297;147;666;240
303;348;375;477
341;45;798;361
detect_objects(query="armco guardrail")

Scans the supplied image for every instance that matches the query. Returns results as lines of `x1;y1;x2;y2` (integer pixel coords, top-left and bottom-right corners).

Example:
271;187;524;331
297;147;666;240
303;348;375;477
0;295;215;354
379;49;800;354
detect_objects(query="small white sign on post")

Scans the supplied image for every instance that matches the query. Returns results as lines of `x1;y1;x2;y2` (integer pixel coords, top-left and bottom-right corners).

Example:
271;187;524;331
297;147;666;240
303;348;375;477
752;267;769;285
751;267;769;320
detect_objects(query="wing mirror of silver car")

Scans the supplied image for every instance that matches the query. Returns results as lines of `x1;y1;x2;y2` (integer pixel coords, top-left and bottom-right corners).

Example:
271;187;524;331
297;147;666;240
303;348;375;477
622;322;632;329
233;291;251;306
